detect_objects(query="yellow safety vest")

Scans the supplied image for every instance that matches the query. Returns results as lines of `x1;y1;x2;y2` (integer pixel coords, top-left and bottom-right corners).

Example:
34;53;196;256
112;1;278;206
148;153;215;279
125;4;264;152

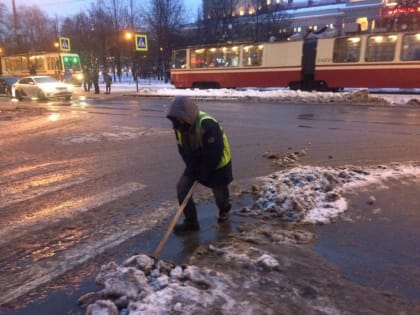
176;111;231;169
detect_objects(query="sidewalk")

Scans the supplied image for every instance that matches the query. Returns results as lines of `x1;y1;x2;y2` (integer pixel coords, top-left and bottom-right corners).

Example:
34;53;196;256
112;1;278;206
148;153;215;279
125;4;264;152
73;78;174;98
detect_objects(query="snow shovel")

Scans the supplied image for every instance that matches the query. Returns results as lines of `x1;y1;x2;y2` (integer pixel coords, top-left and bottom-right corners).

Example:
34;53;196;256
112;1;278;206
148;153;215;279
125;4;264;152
153;180;198;259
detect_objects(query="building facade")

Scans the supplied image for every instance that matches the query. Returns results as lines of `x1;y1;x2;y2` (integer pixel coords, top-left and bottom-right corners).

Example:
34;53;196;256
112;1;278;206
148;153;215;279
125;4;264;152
201;0;419;42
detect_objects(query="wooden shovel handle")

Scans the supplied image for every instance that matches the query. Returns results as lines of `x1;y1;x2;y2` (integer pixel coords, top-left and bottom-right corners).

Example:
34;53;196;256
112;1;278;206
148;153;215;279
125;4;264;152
153;180;198;258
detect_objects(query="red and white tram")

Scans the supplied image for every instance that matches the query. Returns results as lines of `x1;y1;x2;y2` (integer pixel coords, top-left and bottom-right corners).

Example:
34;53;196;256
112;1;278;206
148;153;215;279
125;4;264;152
170;32;420;91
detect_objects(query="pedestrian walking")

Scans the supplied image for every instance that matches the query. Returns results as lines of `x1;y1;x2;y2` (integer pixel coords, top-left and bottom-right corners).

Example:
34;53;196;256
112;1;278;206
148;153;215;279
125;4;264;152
92;67;100;94
104;72;112;94
64;67;72;84
83;65;91;91
29;64;37;75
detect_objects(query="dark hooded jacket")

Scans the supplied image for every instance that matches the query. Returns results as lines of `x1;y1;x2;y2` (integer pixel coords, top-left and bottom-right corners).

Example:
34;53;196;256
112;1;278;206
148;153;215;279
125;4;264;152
167;96;233;187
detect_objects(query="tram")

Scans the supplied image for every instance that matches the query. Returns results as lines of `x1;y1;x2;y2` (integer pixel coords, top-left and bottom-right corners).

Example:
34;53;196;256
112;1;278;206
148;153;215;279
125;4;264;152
1;51;83;85
170;32;420;91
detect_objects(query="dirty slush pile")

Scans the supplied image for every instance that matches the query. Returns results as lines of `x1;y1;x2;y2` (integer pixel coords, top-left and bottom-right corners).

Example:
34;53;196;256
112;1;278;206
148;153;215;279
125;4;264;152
79;221;419;315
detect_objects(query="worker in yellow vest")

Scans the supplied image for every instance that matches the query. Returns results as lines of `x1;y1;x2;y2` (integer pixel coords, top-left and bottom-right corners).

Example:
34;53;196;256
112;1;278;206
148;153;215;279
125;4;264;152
166;96;233;233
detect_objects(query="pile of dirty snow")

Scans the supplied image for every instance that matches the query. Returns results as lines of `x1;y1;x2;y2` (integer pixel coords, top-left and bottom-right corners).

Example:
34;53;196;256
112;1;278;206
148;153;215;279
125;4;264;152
80;254;254;315
245;163;420;223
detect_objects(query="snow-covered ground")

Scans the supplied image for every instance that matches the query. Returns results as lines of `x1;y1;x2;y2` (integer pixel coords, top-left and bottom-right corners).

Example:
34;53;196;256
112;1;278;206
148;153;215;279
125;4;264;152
81;77;420;106
78;80;420;315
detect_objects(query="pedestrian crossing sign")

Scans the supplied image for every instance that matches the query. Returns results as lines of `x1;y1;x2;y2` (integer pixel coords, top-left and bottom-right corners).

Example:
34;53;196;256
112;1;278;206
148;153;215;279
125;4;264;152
135;34;148;51
59;37;71;52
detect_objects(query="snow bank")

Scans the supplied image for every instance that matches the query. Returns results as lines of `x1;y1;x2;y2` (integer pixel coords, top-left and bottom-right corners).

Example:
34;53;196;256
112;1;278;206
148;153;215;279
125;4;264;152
248;163;420;224
83;254;253;315
101;80;420;105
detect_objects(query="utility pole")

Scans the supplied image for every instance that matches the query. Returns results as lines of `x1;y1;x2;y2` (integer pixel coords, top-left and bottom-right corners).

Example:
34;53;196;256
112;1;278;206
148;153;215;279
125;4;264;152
12;0;20;52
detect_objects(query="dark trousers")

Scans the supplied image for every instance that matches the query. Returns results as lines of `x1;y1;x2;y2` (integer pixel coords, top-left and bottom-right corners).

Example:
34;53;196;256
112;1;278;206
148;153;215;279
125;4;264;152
177;174;231;223
94;81;99;94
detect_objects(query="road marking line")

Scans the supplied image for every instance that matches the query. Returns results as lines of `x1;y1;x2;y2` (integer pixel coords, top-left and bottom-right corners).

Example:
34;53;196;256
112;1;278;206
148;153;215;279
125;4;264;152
0;182;146;245
0;201;170;306
1;174;89;208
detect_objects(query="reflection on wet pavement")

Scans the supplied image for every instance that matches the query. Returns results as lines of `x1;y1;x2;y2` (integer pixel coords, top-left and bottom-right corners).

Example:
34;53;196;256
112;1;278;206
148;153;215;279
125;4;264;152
315;179;420;299
155;194;255;264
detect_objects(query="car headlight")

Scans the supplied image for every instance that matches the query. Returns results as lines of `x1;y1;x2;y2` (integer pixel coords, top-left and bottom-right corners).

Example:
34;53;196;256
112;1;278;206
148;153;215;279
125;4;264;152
76;73;83;81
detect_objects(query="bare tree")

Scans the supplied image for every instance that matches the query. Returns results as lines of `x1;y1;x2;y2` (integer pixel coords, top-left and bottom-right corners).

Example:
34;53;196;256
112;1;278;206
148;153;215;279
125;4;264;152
247;0;265;41
16;5;56;51
87;2;114;66
262;10;293;42
127;0;142;30
143;0;187;79
101;0;125;80
0;3;9;47
60;13;93;63
201;0;240;43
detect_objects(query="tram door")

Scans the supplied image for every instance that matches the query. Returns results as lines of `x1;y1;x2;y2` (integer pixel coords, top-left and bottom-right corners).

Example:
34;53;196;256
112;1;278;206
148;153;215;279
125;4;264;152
301;38;317;89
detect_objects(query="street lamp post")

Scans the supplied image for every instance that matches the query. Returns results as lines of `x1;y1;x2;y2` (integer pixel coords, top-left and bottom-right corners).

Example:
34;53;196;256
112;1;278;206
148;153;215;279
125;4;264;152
125;30;138;92
124;31;133;76
54;41;61;80
0;47;4;75
159;46;163;81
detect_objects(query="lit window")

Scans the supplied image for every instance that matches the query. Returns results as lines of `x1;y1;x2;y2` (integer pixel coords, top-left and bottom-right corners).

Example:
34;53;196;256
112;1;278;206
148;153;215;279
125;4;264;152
242;45;263;66
333;37;361;63
401;34;420;61
366;35;396;61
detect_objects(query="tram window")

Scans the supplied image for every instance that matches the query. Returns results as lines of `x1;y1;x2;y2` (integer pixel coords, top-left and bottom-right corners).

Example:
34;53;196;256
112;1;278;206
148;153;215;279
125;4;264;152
29;56;45;71
5;57;22;72
190;49;206;68
365;35;397;62
63;55;81;70
220;46;240;67
172;50;187;69
47;57;59;71
206;48;220;67
190;47;240;68
333;37;361;63
22;57;29;71
401;34;420;61
242;45;263;66
212;47;239;67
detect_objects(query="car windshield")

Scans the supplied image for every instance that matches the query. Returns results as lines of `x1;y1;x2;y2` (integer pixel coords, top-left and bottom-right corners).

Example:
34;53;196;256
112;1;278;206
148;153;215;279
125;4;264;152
4;77;19;84
34;77;58;84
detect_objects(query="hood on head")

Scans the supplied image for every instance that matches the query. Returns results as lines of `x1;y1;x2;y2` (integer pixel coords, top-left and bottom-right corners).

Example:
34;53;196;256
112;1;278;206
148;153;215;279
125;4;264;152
166;96;198;126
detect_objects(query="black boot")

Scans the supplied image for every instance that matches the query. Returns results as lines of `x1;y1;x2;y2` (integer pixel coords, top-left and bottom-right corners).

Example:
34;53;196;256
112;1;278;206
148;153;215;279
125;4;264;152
174;220;200;233
217;210;230;223
217;202;231;223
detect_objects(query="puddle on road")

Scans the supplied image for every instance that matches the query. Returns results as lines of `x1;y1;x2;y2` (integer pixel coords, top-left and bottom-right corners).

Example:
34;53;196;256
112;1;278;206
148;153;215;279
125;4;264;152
2;193;256;315
314;179;420;299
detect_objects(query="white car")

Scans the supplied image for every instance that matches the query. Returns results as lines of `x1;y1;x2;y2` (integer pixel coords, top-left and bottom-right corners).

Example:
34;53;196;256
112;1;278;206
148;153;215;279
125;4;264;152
13;76;73;101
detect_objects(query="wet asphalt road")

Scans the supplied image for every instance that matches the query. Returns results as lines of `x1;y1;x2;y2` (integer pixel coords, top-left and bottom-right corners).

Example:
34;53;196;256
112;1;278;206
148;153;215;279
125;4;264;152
1;94;420;313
